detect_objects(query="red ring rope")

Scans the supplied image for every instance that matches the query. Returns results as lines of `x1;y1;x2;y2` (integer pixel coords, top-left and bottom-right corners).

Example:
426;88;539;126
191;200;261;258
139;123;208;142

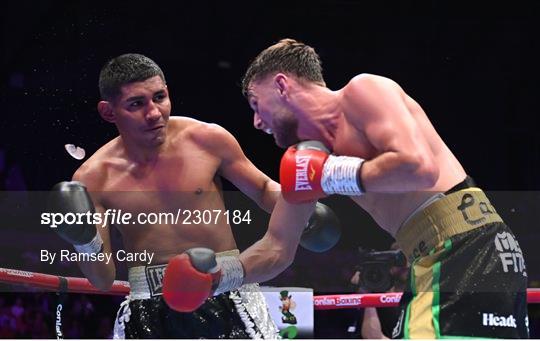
1;267;539;308
0;267;129;295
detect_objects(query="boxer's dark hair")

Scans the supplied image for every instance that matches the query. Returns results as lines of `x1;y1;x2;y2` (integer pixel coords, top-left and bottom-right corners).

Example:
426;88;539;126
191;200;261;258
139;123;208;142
99;53;165;101
241;38;325;97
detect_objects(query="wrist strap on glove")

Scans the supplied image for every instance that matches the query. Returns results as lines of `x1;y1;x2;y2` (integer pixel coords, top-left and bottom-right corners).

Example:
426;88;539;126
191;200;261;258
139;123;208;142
214;256;244;295
322;156;365;195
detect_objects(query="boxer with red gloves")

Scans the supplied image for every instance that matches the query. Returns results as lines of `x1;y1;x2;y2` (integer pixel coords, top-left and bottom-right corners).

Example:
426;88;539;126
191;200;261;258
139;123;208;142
241;39;529;338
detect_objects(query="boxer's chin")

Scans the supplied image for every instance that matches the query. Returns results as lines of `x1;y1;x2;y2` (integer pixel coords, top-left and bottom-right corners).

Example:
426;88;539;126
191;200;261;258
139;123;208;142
274;130;300;149
273;118;300;149
151;131;167;146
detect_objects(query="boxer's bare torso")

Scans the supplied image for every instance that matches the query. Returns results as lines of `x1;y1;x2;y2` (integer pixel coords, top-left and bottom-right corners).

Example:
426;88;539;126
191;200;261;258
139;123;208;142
331;74;466;235
75;118;261;267
75;118;236;266
247;72;466;236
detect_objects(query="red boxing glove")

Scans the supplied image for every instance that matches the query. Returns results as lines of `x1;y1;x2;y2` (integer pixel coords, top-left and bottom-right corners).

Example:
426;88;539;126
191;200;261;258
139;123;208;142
162;250;215;312
280;141;330;203
280;141;365;203
163;248;244;312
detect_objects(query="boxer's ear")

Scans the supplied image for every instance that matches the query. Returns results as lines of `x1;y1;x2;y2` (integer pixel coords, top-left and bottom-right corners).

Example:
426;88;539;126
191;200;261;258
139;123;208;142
274;73;288;97
98;101;115;123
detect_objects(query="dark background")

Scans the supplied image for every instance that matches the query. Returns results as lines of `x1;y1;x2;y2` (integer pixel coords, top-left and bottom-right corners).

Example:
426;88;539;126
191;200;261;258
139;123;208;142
2;0;540;338
3;1;540;191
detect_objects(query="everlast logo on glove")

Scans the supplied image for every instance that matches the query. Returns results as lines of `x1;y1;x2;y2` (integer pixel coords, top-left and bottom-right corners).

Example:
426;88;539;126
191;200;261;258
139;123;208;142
280;141;329;203
295;155;314;191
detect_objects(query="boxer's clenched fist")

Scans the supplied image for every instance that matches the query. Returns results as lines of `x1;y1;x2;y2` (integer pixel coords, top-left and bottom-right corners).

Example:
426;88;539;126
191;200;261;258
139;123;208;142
280;141;365;203
163;248;244;312
49;181;103;254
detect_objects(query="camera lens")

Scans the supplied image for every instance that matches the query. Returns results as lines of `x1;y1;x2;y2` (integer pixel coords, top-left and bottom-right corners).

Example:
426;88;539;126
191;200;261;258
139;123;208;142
361;264;392;293
364;267;382;283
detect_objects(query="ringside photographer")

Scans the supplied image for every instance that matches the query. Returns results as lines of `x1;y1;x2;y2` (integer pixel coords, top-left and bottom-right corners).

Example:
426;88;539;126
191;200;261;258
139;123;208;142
350;243;408;339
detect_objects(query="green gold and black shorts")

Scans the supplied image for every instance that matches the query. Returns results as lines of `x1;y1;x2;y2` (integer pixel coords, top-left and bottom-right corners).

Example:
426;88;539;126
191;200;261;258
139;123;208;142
393;185;529;339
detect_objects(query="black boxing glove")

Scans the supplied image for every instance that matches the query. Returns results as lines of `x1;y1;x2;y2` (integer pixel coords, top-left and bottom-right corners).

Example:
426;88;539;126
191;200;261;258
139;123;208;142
300;202;341;252
49;181;102;254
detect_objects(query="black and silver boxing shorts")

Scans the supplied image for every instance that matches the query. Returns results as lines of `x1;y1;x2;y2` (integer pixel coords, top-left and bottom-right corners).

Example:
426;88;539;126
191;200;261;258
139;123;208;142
114;250;278;339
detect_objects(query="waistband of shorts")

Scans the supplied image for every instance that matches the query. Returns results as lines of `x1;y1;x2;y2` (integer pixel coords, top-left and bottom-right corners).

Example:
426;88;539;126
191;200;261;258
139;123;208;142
128;249;240;300
395;188;503;262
